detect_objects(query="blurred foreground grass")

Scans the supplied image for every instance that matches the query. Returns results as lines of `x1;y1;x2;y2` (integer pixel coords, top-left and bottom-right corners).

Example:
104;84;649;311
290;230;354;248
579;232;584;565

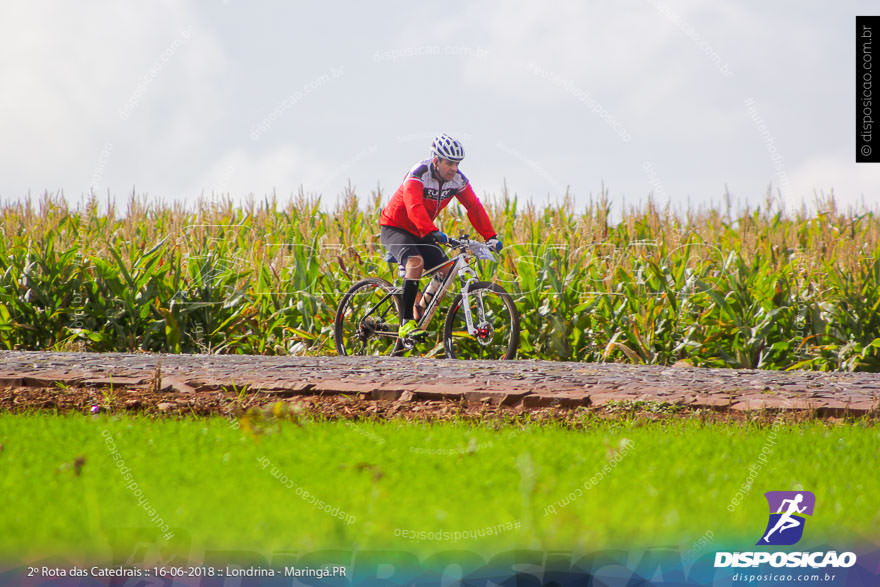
1;413;877;559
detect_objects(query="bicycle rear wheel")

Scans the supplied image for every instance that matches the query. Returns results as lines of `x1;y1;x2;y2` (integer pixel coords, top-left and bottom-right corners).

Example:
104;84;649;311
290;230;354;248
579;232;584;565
443;281;519;360
334;278;402;356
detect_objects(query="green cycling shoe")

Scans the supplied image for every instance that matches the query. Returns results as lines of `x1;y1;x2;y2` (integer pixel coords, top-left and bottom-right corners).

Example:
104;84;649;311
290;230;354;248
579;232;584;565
398;319;425;339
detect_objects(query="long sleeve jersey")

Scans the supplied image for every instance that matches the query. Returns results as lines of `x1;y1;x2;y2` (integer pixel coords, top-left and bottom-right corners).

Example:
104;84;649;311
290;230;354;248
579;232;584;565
379;159;496;240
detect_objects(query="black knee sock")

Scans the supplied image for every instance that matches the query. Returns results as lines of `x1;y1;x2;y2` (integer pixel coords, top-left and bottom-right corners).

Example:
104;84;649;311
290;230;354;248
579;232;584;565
401;279;419;322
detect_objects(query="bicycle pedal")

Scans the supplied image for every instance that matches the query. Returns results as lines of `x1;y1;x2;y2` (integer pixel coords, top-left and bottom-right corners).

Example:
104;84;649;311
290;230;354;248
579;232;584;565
399;332;427;348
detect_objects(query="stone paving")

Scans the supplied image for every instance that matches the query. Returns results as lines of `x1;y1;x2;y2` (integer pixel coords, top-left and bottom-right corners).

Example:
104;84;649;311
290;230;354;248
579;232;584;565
1;350;879;416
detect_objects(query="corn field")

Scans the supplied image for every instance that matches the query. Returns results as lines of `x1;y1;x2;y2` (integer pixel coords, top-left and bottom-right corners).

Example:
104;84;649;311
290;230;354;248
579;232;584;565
2;188;880;371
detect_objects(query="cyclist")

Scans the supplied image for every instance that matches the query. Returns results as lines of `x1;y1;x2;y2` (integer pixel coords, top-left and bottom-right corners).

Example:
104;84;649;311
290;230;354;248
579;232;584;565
380;133;502;339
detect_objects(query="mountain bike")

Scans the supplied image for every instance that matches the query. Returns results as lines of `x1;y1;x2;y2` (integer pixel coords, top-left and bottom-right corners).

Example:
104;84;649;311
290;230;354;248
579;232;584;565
334;236;519;359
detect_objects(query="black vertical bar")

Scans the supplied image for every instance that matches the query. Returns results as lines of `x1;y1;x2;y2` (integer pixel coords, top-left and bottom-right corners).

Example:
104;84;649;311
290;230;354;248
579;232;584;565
856;16;880;163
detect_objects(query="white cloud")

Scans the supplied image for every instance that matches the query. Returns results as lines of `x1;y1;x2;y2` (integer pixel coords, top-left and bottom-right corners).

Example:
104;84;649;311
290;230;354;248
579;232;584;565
787;156;879;212
190;146;337;203
1;0;877;215
0;1;226;200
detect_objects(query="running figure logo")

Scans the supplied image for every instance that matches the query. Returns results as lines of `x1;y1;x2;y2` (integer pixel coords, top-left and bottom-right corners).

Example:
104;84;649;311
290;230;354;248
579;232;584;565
757;491;816;546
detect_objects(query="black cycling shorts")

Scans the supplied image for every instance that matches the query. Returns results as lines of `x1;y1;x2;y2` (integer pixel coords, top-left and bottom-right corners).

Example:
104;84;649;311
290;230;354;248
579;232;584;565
380;225;448;271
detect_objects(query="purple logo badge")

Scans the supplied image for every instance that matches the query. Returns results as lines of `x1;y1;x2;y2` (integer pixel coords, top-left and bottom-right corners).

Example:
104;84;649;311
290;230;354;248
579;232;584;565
757;491;816;546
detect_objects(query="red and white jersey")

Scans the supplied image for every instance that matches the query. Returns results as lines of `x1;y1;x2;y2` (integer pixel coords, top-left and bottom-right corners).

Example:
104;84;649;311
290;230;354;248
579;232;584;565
379;159;496;240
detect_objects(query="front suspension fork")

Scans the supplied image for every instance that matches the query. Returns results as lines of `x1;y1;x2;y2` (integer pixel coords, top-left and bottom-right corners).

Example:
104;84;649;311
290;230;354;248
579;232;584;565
459;270;486;336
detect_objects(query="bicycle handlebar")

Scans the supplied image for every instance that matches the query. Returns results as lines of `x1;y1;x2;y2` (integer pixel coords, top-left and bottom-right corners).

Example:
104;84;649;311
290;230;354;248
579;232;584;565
444;235;497;261
445;234;475;248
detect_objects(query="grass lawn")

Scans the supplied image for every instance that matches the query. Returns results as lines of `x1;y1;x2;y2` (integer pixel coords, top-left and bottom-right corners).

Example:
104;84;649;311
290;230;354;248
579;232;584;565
1;412;878;565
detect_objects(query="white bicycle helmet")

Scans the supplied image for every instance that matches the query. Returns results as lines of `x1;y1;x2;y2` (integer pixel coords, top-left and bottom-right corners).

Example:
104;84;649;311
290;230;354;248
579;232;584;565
431;134;465;162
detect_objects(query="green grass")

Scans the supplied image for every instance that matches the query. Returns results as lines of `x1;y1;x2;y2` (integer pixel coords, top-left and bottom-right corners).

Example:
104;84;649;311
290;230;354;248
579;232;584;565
1;413;878;561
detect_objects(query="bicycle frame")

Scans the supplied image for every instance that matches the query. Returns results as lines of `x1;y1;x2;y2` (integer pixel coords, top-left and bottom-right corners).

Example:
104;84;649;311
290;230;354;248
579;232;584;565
414;251;483;336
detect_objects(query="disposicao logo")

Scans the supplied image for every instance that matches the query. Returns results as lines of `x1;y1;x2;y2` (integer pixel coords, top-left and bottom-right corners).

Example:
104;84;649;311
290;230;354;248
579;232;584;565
757;490;815;546
714;490;857;569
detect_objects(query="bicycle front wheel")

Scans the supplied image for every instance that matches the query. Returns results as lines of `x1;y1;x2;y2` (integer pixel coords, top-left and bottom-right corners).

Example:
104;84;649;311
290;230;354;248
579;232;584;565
334;278;402;356
443;281;519;360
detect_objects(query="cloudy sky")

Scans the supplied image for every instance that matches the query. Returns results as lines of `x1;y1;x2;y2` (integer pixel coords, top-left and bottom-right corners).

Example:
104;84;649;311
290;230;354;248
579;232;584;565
1;1;877;215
